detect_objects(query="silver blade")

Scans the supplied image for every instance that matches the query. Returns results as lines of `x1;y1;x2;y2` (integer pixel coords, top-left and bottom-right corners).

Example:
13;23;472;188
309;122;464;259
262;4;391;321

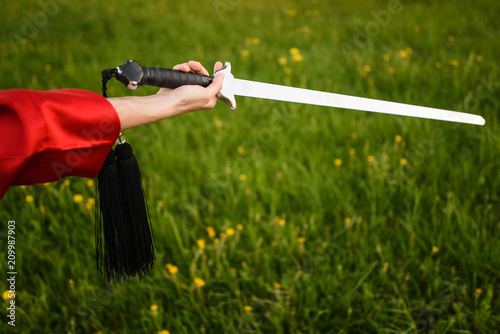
233;79;485;126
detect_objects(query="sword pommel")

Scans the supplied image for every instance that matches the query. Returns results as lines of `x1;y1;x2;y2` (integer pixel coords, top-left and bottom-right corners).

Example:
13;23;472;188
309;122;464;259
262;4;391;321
215;62;236;110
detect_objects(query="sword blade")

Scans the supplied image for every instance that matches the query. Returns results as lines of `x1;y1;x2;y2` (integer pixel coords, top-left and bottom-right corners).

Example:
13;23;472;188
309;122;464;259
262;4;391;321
233;79;485;126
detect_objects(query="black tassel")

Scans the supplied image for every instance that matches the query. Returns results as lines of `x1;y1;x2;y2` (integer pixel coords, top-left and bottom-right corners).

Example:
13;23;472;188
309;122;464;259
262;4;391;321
115;139;155;280
96;149;129;282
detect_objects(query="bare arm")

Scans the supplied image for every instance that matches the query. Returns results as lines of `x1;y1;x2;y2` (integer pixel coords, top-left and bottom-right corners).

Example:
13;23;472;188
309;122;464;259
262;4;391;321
107;61;224;131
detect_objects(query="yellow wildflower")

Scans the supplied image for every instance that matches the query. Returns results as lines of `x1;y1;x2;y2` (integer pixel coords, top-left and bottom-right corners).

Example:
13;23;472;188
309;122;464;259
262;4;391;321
214;118;223;127
284;67;292;74
158;330;170;334
86;179;94;187
400;158;408;166
165;263;179;275
363;65;371;72
367;155;374;162
271;241;277;247
448;59;459;67
214;238;220;244
244;305;253;312
382;53;390;61
194;278;206;287
150;303;159;312
25;195;34;203
293;54;303;62
197;239;206;249
298;237;306;244
226;228;235;236
431;246;439;254
237;146;245;153
43;182;51;186
64;179;70;186
86;198;95;210
475;288;482;295
219;232;228;238
236;224;244;230
240;49;249;57
395;135;403;142
398;50;408;58
344;217;352;224
239;174;247;181
73;194;84;203
476;55;483;62
39;206;45;212
334;159;343;166
405;47;413;54
286;9;297;16
289;47;300;55
278;219;286;226
349;148;356;155
278;57;287;65
68;279;74;286
206;227;216;238
435;61;442;68
2;290;14;300
251;38;261;45
273;281;282;289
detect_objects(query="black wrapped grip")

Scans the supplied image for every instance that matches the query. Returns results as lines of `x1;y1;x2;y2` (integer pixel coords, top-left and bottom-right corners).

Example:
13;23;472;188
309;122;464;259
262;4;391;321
141;67;213;89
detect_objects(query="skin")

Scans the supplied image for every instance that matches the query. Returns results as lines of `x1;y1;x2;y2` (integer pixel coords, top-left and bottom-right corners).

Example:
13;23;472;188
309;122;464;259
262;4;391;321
107;61;225;131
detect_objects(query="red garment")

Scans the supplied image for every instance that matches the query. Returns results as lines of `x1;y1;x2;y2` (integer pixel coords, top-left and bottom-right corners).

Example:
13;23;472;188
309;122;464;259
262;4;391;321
0;89;121;199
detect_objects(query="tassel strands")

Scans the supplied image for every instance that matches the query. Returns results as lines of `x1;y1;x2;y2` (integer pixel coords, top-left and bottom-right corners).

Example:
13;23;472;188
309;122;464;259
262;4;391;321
95;134;155;282
96;149;128;281
115;136;155;278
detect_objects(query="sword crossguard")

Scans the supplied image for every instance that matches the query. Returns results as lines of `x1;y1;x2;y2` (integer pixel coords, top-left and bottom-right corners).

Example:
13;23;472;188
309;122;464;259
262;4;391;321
214;62;236;110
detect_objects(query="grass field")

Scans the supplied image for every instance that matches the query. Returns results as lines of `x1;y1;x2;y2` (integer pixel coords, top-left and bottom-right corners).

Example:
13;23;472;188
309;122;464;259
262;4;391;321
1;0;499;333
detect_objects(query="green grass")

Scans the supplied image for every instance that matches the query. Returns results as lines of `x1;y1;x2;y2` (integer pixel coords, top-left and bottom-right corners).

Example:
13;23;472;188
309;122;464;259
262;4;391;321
1;0;499;333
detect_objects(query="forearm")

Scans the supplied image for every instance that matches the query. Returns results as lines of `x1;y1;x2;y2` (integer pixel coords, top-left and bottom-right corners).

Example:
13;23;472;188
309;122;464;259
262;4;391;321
107;94;181;131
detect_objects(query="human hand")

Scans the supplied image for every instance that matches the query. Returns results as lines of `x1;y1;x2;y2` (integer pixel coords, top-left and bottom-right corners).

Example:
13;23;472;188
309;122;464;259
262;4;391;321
157;60;225;113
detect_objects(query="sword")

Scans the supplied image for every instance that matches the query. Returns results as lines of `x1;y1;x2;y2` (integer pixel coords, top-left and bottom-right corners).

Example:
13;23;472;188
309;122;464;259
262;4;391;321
104;60;485;126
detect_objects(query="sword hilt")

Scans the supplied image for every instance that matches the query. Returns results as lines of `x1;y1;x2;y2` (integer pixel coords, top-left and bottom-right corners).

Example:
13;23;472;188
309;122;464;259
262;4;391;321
104;60;237;110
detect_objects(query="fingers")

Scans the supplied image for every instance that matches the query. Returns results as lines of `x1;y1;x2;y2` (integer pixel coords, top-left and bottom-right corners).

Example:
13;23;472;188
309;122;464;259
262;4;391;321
173;60;225;76
213;61;224;73
173;61;209;76
209;72;224;93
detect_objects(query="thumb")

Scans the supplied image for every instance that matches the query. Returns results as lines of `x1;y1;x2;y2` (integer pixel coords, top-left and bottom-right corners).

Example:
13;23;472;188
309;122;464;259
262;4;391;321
208;73;224;95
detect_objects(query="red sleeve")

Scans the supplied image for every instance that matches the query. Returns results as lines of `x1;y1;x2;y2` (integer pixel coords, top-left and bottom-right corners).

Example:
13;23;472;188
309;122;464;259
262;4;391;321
0;89;121;199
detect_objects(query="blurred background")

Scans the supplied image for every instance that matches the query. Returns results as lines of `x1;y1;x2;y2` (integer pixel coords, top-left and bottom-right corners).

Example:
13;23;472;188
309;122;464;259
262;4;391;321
1;0;499;333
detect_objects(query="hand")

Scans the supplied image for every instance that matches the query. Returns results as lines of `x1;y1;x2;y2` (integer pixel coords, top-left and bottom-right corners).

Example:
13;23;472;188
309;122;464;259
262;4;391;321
108;61;225;131
157;60;225;113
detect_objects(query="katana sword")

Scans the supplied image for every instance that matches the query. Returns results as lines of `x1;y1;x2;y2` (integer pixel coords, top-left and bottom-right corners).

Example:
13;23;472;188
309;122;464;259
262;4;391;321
103;60;485;126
